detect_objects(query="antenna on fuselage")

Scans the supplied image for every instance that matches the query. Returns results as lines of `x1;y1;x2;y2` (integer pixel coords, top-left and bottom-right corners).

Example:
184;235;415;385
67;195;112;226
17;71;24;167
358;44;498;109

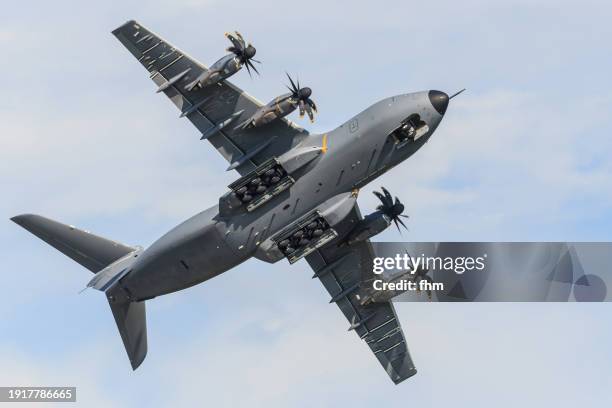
449;88;466;100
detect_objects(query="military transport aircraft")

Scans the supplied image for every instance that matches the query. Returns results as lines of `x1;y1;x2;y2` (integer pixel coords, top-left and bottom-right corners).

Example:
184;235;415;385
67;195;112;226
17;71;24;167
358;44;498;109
11;20;459;384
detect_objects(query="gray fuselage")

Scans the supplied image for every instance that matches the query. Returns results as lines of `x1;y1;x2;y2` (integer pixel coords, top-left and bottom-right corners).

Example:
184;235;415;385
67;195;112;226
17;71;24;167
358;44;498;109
117;90;447;301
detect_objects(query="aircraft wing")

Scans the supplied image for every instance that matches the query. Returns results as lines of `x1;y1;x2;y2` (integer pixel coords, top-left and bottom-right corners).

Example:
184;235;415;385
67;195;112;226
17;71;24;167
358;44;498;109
112;20;308;175
305;204;418;384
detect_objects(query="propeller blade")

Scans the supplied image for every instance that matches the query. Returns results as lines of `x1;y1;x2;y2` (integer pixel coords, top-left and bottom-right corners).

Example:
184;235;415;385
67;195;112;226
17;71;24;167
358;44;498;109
226;32;244;51
373;191;386;209
286;73;299;94
378;188;392;207
396;216;408;230
235;31;245;43
298;99;305;117
307;98;317;112
382;187;392;204
306;105;314;122
393;219;403;235
247;60;259;75
245;62;253;78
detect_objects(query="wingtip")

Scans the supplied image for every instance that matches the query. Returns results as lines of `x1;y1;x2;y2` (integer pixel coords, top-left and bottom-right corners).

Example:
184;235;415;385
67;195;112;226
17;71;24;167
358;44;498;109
111;19;138;36
10;213;37;226
392;367;418;385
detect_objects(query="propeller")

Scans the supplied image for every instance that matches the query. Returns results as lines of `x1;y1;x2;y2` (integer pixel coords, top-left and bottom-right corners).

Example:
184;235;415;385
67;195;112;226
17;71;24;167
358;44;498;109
285;73;317;122
373;187;409;233
225;31;260;77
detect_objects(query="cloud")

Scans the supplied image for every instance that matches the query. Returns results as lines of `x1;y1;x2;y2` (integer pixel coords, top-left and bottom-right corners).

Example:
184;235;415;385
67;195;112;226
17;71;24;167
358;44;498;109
0;344;121;407
2;1;612;407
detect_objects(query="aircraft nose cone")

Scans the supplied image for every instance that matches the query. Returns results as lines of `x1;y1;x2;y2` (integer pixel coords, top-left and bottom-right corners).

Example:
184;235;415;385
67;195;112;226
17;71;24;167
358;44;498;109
428;90;449;115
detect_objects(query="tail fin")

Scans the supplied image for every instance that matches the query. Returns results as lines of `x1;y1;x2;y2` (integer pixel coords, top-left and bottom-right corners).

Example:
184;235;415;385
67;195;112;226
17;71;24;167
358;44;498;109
12;213;148;370
108;298;148;369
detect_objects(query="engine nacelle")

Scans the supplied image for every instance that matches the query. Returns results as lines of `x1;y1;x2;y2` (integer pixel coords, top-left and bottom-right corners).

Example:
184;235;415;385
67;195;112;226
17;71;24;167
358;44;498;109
185;54;241;91
344;211;391;245
242;97;297;128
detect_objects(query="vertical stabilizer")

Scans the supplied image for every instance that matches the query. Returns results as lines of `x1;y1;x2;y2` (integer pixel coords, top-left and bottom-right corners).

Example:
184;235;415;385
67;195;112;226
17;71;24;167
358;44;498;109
108;299;148;370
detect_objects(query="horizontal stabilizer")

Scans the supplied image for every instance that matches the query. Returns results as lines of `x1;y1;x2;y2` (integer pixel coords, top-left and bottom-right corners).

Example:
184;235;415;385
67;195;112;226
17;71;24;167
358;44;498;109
11;214;135;273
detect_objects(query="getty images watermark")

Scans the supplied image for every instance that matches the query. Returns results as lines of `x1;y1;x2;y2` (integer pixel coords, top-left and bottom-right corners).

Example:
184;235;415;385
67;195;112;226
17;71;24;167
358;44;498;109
370;253;487;293
366;243;611;302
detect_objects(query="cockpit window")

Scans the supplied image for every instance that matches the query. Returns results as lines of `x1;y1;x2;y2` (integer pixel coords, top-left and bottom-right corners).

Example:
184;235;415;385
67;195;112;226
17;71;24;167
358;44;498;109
391;114;430;146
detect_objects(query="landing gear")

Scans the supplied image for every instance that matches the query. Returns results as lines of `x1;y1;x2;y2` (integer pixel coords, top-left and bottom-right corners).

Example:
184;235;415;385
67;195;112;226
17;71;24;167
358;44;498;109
391;114;429;146
234;167;285;204
227;158;294;212
275;213;338;263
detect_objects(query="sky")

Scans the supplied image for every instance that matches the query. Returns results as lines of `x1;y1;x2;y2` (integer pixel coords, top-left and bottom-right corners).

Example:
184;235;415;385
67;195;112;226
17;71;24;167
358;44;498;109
1;0;612;406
